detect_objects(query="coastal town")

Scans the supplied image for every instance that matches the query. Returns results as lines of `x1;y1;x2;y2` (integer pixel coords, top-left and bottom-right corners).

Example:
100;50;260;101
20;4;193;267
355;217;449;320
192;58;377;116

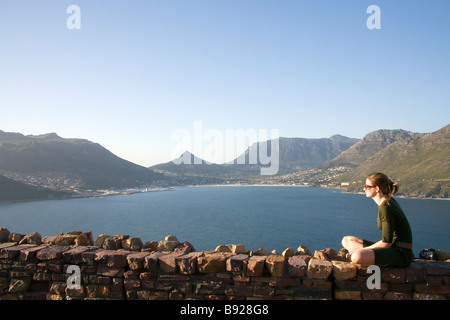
1;172;174;199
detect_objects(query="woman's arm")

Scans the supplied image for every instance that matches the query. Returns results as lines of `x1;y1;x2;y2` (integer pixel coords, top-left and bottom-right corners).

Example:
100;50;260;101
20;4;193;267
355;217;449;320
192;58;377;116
347;240;391;256
364;240;392;249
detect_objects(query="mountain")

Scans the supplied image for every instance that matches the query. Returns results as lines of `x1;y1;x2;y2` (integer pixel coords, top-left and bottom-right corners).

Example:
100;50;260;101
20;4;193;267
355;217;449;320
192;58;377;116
335;124;450;197
152;151;237;176
150;135;360;178
322;129;425;168
0;175;70;202
0;130;163;190
234;135;360;174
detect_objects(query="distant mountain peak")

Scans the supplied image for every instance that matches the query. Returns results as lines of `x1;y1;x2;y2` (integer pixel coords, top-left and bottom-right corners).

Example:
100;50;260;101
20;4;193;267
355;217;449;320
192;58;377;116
32;132;62;140
172;151;212;165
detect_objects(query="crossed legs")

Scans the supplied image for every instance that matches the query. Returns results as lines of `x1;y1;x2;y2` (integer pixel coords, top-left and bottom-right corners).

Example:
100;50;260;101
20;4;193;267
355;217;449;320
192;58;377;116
341;236;375;267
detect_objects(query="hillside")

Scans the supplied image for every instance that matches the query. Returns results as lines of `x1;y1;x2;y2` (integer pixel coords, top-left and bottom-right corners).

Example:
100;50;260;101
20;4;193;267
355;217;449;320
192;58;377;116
322;129;424;168
335;124;450;197
0;175;70;202
0;131;164;190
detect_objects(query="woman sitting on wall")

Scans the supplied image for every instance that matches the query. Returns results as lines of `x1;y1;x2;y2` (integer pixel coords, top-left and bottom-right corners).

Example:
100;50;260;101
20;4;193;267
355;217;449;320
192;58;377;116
341;172;414;268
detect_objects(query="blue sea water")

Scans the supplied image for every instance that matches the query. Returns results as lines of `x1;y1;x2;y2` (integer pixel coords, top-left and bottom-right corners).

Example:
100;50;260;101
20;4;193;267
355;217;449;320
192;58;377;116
0;186;448;257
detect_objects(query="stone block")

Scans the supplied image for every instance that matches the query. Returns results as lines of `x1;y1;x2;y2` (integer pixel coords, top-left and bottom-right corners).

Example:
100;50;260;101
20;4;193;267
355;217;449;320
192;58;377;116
335;290;362;300
413;293;446;300
8;233;22;243
265;255;285;277
159;252;184;273
1;244;37;259
62;247;92;264
127;252;150;270
103;238;122;250
94;234;110;247
332;260;357;280
425;261;450;276
254;248;271;256
0;227;10;243
49;282;66;294
94;250;130;268
176;252;204;274
36;246;69;261
174;242;195;254
405;262;426;282
143;241;158;252
96;265;125;277
124;279;141;290
226;254;249;273
0;242;17;250
246;256;266;277
143;252;166;272
197;253;228;273
19;232;41;245
307;258;333;279
381;268;405;283
216;244;246;254
54;234;78;246
19;245;46;261
122;237;143;251
296;245;311;256
287;256;307;277
158;235;180;252
269;278;300;287
282;248;294;258
81;250;98;264
74;232;94;246
65;285;85;298
8;278;31;293
158;274;190;282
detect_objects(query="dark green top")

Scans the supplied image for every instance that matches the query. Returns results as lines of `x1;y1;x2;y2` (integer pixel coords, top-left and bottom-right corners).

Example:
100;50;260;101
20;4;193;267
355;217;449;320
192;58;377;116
377;197;413;246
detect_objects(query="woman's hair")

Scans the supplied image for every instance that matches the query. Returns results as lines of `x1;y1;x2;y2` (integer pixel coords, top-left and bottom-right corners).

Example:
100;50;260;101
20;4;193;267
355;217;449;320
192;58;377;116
366;172;399;197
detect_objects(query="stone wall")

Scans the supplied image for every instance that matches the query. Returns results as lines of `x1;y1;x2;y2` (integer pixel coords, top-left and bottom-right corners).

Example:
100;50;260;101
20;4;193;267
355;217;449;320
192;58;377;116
0;228;449;300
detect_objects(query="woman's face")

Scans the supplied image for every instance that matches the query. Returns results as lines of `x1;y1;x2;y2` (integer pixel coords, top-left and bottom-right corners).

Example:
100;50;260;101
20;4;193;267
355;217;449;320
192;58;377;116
364;178;378;198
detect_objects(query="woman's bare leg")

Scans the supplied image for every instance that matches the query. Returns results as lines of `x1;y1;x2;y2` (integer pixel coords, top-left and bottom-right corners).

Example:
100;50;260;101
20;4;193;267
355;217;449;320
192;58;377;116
350;248;375;267
341;236;364;251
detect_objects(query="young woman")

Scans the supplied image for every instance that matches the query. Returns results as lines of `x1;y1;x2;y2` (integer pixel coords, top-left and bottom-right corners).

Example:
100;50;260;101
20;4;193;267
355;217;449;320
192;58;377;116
341;172;415;267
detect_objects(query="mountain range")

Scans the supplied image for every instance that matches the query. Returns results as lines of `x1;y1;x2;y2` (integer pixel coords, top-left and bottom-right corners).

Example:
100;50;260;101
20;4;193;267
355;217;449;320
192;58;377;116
0;124;448;201
0;131;163;191
334;124;449;198
151;135;360;177
152;124;449;198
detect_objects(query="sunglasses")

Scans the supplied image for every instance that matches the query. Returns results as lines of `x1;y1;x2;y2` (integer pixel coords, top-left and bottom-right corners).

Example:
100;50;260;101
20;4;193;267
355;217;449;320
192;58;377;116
364;184;376;190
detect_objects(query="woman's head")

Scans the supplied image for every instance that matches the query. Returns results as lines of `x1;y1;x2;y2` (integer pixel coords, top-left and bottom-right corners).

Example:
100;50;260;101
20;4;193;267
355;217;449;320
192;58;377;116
365;172;399;197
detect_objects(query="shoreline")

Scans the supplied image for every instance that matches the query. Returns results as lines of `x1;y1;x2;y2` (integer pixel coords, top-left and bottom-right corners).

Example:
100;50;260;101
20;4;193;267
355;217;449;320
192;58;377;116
183;183;450;200
1;183;448;204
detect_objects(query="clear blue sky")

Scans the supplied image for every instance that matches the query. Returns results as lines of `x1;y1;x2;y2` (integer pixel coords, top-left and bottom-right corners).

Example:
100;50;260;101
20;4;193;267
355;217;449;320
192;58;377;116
1;1;449;166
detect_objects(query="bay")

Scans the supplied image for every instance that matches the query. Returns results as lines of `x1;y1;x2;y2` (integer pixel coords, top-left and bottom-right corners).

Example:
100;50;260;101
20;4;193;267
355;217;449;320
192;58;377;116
0;186;448;257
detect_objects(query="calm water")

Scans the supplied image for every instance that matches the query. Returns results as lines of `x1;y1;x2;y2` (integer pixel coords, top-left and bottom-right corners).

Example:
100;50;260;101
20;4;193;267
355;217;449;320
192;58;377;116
0;186;448;257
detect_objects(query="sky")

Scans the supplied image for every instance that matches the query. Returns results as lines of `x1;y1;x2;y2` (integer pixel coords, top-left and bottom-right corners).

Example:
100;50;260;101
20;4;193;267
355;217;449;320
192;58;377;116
0;0;449;167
